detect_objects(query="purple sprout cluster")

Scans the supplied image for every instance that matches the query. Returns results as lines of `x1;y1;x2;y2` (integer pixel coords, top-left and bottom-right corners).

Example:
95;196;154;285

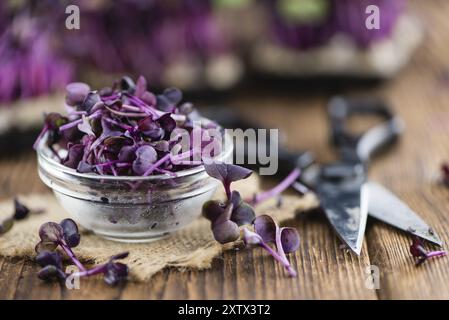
270;0;406;49
63;0;231;85
35;219;129;286
34;75;222;177
202;162;301;277
409;237;446;266
0;11;72;103
0;198;43;235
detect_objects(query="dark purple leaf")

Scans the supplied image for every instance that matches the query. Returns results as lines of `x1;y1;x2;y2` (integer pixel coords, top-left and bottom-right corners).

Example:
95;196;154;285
77;161;94;173
253;215;277;243
151;140;169;152
36;251;63;269
231;202;255;226
132;145;158;175
202;200;226;223
81;92;101;112
60;218;80;248
280;227;300;253
13;198;30;220
138;117;164;140
163;87;182;105
39;222;63;243
157;113;176;134
103;136;132;154
110;251;129;261
204;162;252;185
63;144;84;169
104;262;129;286
118;145;137;162
66;82;90;106
120;76;136;93
37;265;66;281
212;220;240;244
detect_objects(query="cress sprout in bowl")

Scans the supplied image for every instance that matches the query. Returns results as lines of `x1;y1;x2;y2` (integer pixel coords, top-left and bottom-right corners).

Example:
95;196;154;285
34;75;225;178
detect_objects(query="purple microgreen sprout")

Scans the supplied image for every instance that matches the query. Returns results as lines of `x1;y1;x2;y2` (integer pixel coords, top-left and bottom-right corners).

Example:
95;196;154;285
202;162;301;277
246;215;300;277
35;219;129;285
36;221;86;271
13;197;30;220
409;237;446;266
1;198;45;235
204;161;252;199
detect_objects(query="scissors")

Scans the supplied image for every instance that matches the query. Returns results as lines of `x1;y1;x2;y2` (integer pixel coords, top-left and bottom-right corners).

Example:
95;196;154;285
300;97;442;254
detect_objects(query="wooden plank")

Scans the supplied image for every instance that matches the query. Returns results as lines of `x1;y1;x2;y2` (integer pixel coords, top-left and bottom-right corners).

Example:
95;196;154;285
359;0;449;300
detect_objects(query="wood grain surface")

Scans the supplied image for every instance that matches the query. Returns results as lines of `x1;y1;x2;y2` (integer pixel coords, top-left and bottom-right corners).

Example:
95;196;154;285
1;0;449;299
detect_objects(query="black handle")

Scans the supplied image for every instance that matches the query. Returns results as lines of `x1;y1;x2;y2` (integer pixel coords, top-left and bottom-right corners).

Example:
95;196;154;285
328;96;403;163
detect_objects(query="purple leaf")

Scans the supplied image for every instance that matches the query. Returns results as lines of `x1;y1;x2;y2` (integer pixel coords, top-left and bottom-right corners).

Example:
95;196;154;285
104;262;129;286
120;76;136;93
204;162;252;198
253;215;277;243
134;75;147;98
81;92;101;112
62;144;84;169
157;113;176;134
118;145;137;162
151;140;170;152
77;161;94;173
60;218;80;248
163;87;182;105
138;117;164;140
37;265;67;281
202;200;226;224
212;220;240;244
39;222;63;243
36;251;63;269
66;82;90;106
231;202;255;226
13;198;30;220
280;227;300;253
132;145;158;175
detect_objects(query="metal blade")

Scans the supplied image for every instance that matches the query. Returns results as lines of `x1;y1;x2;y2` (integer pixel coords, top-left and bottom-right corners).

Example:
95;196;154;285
366;182;442;246
318;184;369;255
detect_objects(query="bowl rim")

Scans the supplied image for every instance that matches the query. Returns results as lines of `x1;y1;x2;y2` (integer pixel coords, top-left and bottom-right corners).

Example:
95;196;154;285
37;131;233;182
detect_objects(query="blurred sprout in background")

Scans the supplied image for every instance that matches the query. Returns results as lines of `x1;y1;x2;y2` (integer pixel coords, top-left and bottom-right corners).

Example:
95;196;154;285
0;0;421;107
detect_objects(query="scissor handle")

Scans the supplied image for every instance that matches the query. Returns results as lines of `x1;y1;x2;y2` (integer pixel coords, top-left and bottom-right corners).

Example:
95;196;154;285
328;96;404;163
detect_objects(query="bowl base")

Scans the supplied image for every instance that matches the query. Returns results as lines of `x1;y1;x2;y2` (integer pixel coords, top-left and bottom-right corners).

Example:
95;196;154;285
98;232;171;243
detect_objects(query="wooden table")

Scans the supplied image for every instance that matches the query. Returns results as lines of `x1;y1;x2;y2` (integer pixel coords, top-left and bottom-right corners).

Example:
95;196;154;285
1;1;449;300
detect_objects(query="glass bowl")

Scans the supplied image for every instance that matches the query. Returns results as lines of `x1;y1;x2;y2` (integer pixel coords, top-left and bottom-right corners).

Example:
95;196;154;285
36;135;233;243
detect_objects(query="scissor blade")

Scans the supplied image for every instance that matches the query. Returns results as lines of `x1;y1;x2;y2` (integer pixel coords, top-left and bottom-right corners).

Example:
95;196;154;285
318;185;369;255
366;182;442;246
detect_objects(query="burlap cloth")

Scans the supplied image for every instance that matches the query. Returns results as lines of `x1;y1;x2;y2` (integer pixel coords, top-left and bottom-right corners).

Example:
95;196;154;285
0;175;318;281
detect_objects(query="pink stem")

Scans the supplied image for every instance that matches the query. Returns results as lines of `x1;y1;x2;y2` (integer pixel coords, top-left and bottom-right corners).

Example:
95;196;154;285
250;168;300;206
59;242;86;272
